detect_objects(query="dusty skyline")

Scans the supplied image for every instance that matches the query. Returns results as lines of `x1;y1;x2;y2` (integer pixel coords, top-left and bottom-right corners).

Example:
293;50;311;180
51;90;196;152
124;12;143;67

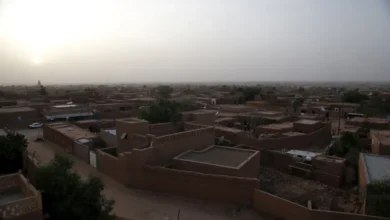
1;0;390;85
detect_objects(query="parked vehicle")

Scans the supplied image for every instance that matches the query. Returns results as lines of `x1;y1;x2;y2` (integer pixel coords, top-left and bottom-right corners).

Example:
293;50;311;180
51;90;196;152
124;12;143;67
29;122;43;129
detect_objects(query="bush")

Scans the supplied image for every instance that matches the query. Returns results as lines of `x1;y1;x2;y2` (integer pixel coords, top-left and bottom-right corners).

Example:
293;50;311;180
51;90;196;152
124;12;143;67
35;154;114;220
140;99;183;123
0;132;28;174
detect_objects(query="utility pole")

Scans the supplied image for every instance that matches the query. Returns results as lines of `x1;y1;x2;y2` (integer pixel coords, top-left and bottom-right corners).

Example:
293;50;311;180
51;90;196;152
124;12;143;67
337;103;342;135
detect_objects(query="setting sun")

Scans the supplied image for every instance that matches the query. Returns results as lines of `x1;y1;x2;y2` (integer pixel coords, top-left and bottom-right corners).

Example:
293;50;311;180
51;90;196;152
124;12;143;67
32;56;41;65
0;0;113;64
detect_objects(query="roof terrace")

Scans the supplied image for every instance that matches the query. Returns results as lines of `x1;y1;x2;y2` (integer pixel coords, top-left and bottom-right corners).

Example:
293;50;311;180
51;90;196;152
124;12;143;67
0;173;42;219
176;146;258;168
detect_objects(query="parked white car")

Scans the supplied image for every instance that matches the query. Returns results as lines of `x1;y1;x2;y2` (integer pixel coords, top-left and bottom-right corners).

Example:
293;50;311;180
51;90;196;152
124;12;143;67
28;122;43;129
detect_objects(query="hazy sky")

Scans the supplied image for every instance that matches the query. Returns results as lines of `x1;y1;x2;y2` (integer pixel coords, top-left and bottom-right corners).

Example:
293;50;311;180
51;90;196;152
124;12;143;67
1;0;390;84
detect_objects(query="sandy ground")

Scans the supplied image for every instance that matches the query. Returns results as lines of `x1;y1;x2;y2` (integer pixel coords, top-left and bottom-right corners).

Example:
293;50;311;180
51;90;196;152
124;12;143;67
20;129;264;220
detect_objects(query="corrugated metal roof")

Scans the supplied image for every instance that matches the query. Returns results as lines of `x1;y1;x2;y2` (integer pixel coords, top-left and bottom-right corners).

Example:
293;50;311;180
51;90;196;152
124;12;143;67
363;154;390;183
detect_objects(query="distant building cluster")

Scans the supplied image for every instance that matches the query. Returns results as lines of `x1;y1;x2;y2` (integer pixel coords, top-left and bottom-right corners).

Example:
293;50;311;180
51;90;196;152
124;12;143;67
2;84;390;220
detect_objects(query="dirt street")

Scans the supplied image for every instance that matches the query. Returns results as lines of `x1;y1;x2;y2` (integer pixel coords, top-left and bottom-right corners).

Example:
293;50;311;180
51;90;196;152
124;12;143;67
22;129;264;220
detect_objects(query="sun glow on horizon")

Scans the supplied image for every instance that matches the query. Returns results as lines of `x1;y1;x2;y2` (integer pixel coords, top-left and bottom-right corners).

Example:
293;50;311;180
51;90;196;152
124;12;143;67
32;56;42;65
0;0;114;64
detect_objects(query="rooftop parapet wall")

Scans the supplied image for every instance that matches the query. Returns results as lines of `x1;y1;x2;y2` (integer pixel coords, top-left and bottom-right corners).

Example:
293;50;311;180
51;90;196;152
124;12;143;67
150;127;215;164
96;148;134;185
172;146;260;178
0;173;42;220
148;122;183;136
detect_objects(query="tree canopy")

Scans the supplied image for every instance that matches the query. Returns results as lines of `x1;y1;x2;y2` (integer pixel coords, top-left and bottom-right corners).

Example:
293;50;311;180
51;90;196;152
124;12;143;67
38;80;48;96
330;131;359;157
292;97;305;113
139;99;183;123
357;94;390;117
342;90;369;103
234;86;262;104
156;85;173;99
35;154;114;220
0;132;28;174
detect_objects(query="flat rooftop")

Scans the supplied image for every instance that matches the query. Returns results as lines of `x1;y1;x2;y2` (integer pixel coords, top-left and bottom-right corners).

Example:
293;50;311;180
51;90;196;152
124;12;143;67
342;126;360;133
294;119;320;125
286;150;320;158
48;123;97;140
256;111;282;115
183;109;217;114
219;104;250;109
258;122;293;130
75;119;114;124
52;104;78;108
282;131;306;137
104;129;117;136
215;117;235;123
259;167;348;211
314;155;345;164
0;189;24;206
0;107;36;113
216;112;240;118
350;117;389;124
362;154;390;183
215;126;244;134
117;117;147;124
128;97;156;101
176;146;258;168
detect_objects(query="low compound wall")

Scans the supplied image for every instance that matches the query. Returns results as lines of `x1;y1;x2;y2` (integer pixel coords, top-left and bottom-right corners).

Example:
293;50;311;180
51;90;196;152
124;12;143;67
23;151;39;185
99;129;117;147
43;125;74;153
253;190;388;220
73;141;90;164
260;150;294;171
139;165;259;206
96;148;134;185
183;122;210;131
259;150;345;187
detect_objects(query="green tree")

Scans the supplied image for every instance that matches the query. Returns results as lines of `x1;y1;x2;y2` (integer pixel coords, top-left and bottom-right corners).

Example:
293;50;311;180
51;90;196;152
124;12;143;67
297;86;306;96
38;80;48;95
234;86;262;104
140;99;183;123
292;97;305;113
357;95;390;117
35;154;114;220
40;86;48;95
331;131;359;157
342;90;369;103
0;132;28;174
156;85;173;98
